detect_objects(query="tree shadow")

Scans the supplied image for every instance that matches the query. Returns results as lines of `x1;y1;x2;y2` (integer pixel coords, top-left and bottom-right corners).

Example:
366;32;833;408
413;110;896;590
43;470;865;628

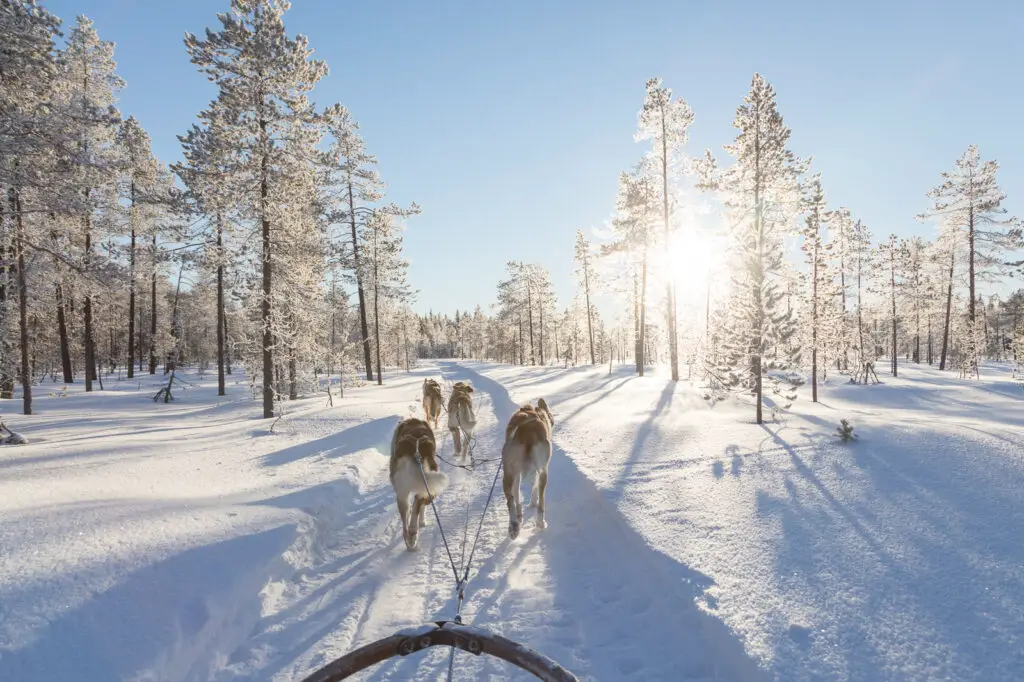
0;525;298;682
261;417;396;467
754;424;1024;680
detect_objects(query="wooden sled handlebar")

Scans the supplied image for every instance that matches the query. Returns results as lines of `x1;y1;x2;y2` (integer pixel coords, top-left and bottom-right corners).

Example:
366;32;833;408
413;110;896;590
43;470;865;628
300;620;579;681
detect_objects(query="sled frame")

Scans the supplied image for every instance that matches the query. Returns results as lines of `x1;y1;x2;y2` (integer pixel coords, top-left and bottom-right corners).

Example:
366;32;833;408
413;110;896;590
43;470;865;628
300;620;579;682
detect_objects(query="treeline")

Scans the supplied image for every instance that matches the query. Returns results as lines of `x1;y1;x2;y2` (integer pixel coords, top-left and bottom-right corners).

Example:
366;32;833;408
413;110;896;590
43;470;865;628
0;1;418;417
492;75;1023;424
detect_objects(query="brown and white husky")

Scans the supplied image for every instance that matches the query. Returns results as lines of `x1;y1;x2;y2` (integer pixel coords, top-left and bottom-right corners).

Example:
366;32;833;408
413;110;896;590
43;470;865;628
501;399;554;540
390;417;448;550
447;380;476;459
422;378;443;428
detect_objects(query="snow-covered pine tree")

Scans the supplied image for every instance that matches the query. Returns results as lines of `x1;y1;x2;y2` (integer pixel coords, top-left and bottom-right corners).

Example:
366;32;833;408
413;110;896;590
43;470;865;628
850;218;873;368
601;164;657;375
800;173;829;402
699;74;805;424
636;78;694;382
573;229;597;364
319;105;418;383
271;121;329;400
825;206;857;370
174;103;241;395
186;0;327;417
900;237;930;364
874;235;905;377
0;0;62;410
363;209;411;384
117;116;166;382
919;145;1023;378
56;16;125;392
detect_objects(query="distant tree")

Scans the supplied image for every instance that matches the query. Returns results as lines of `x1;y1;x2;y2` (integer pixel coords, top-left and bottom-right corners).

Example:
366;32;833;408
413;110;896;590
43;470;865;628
800;173;828;402
573;229;597;364
636;77;694;382
875;234;905;377
919;145;1023;377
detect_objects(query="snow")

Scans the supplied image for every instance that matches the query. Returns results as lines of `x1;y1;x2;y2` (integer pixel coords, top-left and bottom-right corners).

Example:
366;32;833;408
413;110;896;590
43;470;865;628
2;361;1023;681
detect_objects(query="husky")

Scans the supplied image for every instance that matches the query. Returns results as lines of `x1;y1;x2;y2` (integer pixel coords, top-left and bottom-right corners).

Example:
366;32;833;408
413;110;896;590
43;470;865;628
501;399;554;540
422;378;443;428
447;380;476;459
390;417;448;551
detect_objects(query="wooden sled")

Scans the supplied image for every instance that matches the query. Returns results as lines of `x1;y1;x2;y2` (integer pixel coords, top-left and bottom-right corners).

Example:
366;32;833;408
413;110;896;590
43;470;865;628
301;620;578;681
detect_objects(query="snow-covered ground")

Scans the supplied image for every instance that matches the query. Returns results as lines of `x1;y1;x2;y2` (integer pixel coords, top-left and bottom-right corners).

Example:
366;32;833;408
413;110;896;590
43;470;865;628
1;360;1022;681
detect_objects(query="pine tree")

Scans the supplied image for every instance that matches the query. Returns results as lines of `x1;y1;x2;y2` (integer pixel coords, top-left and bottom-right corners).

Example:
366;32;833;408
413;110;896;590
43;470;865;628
185;0;327;418
573;229;597;364
825;206;858;369
919;145;1023;377
363;209;411;384
850;218;873;367
636;78;694;382
602;164;657;375
900;237;929;364
175;104;238;395
0;0;62;411
699;74;805;424
875;235;905;377
800;174;828;402
117;116;166;382
57;16;124;392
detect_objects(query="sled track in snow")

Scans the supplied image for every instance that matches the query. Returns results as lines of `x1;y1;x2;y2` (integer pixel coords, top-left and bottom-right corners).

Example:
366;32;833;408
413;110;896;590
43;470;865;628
215;363;766;681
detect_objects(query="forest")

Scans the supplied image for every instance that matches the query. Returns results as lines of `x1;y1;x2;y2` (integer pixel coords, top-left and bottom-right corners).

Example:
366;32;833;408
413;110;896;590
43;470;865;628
2;0;1022;425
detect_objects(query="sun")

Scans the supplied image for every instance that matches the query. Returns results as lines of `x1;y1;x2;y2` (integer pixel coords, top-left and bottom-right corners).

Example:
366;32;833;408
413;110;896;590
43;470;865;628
665;228;722;309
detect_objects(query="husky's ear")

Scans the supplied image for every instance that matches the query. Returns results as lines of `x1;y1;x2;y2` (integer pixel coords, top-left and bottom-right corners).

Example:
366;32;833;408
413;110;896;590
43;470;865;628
537;398;553;425
395;434;418;456
416;435;436;458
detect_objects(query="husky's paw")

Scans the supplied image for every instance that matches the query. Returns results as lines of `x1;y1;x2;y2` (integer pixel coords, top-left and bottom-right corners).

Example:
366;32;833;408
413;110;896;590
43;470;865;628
536;516;547;530
418;516;428;528
405;530;419;551
527;498;538;509
508;521;521;540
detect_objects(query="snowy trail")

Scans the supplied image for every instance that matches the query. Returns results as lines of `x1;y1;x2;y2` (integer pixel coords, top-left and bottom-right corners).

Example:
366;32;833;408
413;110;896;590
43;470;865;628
6;360;1022;681
218;363;764;681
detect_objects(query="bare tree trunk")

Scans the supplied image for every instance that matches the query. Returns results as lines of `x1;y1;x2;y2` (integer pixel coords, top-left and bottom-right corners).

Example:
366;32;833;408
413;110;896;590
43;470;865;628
659;110;679;382
83;189;95;392
584;254;595;364
857;249;865;367
527;286;536;365
128;180;137;379
288;345;297;400
149;232;157;374
216;213;226;396
927;316;933;365
940;249;954;371
347;175;373;381
811;227;819;403
14;187;31;414
0;188;12;400
538;299;545;366
260;117;274;418
373;280;382;385
633;269;640;375
753;116;764;424
890;249;898;378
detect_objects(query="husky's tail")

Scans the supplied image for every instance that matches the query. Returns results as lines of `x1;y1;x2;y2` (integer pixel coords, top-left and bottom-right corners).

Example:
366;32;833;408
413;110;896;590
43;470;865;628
455;402;476;430
392;457;449;498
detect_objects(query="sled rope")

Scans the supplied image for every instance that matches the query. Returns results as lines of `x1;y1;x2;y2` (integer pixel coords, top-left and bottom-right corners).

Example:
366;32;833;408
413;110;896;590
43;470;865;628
414;412;506;682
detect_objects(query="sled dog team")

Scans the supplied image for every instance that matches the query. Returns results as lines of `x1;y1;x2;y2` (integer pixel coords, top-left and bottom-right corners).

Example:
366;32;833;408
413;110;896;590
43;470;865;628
389;377;554;550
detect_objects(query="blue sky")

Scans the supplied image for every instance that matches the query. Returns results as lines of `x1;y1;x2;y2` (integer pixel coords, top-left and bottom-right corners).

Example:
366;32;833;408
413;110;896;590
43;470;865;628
42;0;1024;315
